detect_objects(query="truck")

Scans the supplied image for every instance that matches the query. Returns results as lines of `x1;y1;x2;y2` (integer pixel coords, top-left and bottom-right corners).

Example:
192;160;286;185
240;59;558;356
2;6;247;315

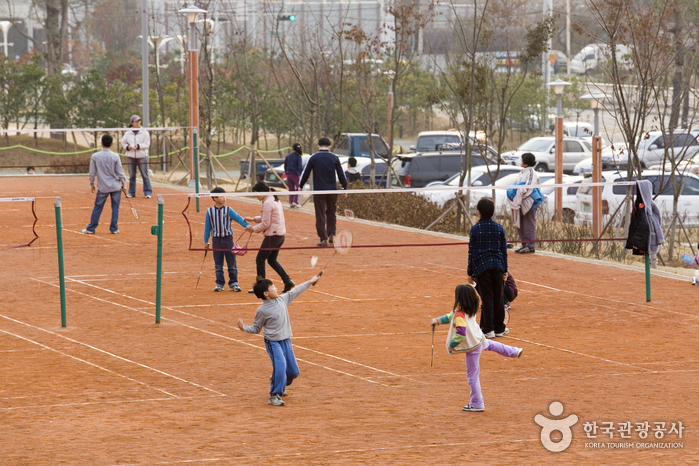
333;133;390;159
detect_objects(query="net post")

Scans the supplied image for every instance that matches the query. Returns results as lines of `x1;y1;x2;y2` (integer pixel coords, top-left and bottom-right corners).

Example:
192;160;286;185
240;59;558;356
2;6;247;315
194;129;200;212
645;252;651;302
54;197;67;327
154;195;165;323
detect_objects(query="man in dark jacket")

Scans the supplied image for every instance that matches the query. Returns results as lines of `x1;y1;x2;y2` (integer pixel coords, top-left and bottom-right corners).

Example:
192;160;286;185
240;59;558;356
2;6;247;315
300;137;348;247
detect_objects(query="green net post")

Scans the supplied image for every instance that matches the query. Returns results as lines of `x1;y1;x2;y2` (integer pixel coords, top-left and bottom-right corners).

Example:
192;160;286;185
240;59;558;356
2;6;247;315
152;195;164;323
194;128;200;212
54;197;67;327
645;253;651;302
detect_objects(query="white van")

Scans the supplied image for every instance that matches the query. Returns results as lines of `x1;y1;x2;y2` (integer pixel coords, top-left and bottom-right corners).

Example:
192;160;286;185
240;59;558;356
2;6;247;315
570;44;631;75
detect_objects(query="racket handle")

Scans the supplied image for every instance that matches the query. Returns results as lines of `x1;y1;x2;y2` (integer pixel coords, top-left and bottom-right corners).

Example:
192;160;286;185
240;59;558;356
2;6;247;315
312;270;323;286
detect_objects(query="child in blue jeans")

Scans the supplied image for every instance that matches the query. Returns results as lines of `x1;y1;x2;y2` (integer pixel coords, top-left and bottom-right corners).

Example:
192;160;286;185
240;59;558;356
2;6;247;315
431;284;523;412
204;187;249;292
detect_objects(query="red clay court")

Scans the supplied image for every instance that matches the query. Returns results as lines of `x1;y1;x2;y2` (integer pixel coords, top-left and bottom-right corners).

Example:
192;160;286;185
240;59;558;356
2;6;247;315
1;176;696;465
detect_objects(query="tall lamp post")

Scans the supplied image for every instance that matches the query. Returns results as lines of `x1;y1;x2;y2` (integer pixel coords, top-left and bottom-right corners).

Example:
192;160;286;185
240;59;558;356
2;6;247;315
0;21;13;57
582;92;607;242
179;5;207;212
547;78;570;222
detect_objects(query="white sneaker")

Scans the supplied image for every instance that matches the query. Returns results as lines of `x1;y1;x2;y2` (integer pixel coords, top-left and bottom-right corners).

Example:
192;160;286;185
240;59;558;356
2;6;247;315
145;195;152;199
81;229;95;235
463;405;484;412
268;394;285;406
484;331;495;339
516;348;524;358
495;328;510;337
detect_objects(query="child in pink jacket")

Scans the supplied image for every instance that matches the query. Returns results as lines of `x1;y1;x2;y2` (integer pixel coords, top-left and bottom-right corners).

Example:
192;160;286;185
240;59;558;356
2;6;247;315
246;181;295;293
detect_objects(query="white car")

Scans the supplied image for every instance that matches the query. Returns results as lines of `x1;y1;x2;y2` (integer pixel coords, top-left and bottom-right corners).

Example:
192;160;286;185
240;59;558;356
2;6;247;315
574;170;699;227
569;43;632;75
539;175;585;223
601;131;699;170
421;165;521;208
501;136;593;173
467;172;560;215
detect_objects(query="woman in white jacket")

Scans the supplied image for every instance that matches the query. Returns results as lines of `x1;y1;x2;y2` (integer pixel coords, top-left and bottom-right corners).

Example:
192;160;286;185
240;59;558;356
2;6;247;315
509;152;539;253
121;115;152;198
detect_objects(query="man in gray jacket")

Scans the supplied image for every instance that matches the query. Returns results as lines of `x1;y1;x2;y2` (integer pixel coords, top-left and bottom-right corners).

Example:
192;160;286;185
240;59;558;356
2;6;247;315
82;134;127;235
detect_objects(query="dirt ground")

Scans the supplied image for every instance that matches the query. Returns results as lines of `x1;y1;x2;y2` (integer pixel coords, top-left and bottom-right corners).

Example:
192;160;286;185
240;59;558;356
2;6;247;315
1;176;697;465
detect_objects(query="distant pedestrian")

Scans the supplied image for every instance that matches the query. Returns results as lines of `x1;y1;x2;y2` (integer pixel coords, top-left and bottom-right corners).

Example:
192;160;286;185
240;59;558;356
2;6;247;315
345;157;362;183
285;142;303;208
299;137;348;247
82;134;126;235
26;166;35;175
121;115;152;199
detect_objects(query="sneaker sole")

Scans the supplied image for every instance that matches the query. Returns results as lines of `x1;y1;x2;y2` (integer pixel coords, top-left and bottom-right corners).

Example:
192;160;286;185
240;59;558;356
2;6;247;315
517;348;524;358
463;406;484;412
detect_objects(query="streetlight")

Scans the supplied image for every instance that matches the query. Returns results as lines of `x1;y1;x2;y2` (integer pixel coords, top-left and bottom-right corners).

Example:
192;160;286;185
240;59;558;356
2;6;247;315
0;21;14;57
547;78;571;222
582;92;607;242
179;4;207;212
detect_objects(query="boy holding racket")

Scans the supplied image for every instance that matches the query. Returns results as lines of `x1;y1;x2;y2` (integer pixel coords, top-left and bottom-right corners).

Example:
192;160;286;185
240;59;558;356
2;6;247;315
204;187;250;292
237;274;321;406
468;198;509;339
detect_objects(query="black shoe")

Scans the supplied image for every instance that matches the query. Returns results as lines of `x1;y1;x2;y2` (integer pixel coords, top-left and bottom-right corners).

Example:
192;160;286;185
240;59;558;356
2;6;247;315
317;239;328;247
514;246;526;253
329;234;334;245
248;289;256;294
282;280;295;293
520;246;535;254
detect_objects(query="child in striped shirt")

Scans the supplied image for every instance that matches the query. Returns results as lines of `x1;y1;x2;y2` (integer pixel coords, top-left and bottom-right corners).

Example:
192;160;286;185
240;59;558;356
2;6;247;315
431;284;523;412
204;187;250;292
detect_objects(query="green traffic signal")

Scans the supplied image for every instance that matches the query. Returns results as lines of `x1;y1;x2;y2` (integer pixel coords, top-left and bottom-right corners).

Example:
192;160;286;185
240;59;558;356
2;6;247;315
289;15;295;21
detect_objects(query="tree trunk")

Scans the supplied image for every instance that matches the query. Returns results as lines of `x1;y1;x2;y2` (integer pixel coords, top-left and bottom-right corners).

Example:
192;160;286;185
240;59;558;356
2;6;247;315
669;6;683;130
44;0;68;76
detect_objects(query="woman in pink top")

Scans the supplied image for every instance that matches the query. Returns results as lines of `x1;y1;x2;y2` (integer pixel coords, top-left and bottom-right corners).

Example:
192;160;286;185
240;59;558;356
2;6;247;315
246;182;295;293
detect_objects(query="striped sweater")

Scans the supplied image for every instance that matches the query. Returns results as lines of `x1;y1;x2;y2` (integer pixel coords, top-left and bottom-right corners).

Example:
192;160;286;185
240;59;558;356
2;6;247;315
437;310;485;354
204;205;249;243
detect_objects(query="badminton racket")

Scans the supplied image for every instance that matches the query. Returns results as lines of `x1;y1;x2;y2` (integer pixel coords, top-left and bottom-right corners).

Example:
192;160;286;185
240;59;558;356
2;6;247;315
122;190;139;219
312;229;353;285
430;324;435;367
195;247;208;289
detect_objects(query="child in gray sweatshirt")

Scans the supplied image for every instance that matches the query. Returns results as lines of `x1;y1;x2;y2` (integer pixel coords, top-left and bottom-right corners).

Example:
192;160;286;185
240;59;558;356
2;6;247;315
237;274;321;406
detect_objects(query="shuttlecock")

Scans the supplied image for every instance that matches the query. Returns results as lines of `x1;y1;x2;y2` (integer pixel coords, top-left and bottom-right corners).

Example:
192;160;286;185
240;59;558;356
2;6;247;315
311;256;318;268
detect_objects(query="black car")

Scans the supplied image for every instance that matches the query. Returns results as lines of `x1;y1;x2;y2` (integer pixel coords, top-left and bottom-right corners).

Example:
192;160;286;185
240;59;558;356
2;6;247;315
240;158;285;182
391;146;503;188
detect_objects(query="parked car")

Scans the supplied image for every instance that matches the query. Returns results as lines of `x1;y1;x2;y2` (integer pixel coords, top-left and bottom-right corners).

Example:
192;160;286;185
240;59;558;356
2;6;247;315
539;175;585;223
263;154;350;188
550;50;568;74
574;170;699;227
409;130;486;153
467;172;557;214
501;136;593;173
420;165;521;208
240;157;285;182
391;146;502;188
333;133;390;159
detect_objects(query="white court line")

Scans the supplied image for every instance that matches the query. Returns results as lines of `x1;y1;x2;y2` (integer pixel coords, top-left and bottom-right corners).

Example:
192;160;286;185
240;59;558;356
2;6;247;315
63;228;134;245
1;307;225;398
0;328;179;398
0;395;221;412
32;278;394;388
520;280;699;321
108;439;536;465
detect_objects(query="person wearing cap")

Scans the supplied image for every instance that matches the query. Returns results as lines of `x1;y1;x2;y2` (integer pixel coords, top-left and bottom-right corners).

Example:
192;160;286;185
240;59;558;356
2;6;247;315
284;142;303;208
121;115;152;198
299;137;348;247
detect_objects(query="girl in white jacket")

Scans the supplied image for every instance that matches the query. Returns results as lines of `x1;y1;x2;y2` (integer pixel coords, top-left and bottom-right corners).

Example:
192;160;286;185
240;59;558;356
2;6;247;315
431;284;523;412
121;115;152;198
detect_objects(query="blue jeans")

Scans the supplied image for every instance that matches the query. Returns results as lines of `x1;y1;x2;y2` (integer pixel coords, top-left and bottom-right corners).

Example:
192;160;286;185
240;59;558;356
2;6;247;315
265;338;299;396
212;236;238;287
86;190;121;233
128;157;152;197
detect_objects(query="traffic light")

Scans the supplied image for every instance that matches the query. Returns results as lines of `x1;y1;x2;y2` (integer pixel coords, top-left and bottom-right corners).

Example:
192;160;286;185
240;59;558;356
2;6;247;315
278;14;295;21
